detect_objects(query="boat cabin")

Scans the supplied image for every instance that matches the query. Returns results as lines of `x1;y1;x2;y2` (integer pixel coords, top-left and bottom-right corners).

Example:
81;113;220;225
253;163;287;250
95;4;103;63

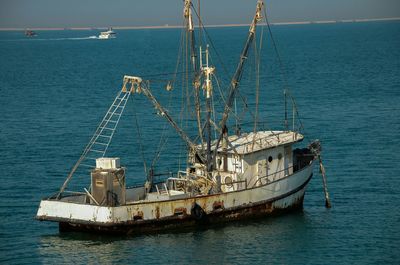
211;131;303;192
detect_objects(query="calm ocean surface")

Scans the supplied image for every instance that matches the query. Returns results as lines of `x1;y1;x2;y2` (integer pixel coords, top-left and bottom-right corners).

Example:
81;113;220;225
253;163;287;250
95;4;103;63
0;21;399;264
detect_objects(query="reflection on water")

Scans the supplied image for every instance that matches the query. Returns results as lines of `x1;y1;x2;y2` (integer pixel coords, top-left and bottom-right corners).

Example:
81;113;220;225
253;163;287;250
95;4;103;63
39;233;127;264
38;212;316;264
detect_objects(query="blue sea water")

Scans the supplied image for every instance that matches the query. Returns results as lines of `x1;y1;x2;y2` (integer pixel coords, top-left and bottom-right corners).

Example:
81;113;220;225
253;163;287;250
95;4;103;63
0;21;399;264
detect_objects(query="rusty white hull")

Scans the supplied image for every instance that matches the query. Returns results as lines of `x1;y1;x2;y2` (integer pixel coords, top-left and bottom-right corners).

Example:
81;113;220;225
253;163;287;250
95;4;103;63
37;160;314;234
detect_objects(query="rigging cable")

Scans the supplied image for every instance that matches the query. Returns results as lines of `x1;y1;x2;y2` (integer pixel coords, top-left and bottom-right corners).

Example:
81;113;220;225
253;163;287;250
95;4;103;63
206;46;257;127
149;22;187;171
262;4;306;136
178;22;187;171
211;72;246;126
253;20;264;134
150;83;177;172
251;23;264;149
131;96;148;175
191;4;255;123
141;70;194;79
185;21;191;168
211;80;218;139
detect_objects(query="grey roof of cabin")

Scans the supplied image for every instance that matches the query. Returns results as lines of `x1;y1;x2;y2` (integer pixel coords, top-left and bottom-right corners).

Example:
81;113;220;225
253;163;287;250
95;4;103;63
203;131;304;155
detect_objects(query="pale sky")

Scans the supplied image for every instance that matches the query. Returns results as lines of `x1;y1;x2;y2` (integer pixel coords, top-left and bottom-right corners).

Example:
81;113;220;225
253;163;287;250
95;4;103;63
0;0;399;28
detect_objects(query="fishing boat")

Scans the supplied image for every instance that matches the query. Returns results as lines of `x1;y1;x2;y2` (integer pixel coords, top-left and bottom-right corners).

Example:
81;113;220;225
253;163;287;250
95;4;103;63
25;30;37;37
98;27;116;39
36;0;330;234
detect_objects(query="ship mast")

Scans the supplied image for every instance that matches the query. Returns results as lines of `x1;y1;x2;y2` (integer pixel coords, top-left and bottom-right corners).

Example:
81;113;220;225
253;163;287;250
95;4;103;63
200;45;215;175
212;0;264;167
184;0;204;145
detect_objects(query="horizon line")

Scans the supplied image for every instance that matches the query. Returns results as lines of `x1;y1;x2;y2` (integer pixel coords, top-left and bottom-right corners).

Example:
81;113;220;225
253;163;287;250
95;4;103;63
1;17;399;31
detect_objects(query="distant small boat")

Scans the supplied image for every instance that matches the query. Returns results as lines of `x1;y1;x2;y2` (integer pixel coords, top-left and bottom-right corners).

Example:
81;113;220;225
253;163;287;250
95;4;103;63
25;30;37;37
98;28;116;39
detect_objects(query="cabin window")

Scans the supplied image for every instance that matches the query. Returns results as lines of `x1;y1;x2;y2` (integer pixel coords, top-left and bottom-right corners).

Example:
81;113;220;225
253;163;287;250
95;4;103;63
278;153;282;160
268;156;273;163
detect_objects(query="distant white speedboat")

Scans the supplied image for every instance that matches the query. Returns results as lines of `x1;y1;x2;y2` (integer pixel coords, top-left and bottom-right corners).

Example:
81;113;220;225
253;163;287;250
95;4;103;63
98;28;116;39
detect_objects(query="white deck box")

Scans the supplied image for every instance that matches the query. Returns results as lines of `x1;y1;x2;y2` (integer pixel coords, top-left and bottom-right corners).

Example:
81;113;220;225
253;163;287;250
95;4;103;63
95;157;120;169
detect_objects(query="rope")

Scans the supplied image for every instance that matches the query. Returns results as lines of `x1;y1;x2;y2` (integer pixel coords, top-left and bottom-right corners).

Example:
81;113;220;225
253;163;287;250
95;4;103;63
131;96;148;175
251;22;264;149
150;90;174;170
262;4;307;138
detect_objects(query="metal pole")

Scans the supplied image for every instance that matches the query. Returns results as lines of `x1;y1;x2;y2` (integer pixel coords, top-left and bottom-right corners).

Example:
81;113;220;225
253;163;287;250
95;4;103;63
184;0;203;145
292;102;295;132
284;89;288;130
319;157;332;208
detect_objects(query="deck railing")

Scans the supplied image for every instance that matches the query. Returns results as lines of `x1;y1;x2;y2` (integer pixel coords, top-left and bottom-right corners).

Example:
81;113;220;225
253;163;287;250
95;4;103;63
51;159;314;202
251;165;294;188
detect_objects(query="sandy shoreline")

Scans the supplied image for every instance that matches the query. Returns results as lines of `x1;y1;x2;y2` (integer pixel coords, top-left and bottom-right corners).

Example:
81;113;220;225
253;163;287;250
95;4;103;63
1;17;399;31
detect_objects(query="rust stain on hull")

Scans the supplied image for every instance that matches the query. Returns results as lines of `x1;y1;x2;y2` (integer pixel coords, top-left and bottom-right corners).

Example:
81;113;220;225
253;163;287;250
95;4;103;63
133;211;143;221
212;200;224;211
173;207;187;216
155;206;160;219
59;195;305;235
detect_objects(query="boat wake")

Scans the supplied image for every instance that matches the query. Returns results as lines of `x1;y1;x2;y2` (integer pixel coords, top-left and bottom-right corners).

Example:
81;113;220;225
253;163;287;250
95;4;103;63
32;36;98;41
0;36;98;42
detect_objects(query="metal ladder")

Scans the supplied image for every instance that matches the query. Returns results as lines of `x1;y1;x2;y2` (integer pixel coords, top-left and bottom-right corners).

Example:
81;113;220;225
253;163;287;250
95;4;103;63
57;76;144;198
79;90;132;168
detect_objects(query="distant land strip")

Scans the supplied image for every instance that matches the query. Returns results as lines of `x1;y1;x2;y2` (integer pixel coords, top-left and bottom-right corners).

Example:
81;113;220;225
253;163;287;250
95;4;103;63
1;17;399;31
